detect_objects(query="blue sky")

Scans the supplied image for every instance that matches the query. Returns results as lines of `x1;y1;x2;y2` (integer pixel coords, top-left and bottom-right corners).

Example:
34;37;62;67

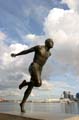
0;0;68;44
0;0;79;100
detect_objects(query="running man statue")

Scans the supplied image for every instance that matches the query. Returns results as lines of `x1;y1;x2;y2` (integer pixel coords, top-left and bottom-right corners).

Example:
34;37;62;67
11;38;54;112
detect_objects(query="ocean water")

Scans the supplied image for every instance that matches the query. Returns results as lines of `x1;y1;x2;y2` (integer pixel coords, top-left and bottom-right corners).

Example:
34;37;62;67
0;102;79;114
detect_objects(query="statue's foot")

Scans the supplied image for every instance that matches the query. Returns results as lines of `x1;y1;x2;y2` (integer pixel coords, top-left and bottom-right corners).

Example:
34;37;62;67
20;103;25;113
19;80;26;89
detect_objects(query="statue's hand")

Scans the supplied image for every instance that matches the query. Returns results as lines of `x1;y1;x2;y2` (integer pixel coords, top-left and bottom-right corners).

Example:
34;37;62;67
11;53;16;57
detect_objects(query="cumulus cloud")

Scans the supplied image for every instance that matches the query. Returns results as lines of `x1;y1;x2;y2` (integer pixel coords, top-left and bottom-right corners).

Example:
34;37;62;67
22;5;78;97
0;32;7;40
0;41;33;99
44;8;79;44
25;34;39;41
30;92;35;97
24;33;46;46
43;8;79;76
40;80;53;91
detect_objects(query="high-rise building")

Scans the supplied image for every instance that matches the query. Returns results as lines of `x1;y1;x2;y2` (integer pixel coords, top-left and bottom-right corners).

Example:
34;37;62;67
76;93;79;100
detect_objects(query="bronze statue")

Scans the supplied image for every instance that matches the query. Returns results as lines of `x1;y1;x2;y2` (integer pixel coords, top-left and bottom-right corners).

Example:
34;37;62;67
11;38;54;112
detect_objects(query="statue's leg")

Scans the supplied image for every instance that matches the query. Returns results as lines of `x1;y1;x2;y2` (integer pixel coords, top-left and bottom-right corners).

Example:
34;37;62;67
29;63;42;87
20;82;33;112
33;70;42;87
19;80;30;89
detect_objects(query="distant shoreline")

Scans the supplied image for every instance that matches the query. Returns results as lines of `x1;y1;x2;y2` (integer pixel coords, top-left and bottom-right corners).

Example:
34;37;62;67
0;98;78;103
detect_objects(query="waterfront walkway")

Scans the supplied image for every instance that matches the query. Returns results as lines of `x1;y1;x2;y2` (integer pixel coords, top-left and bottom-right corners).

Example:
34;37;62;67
0;111;79;120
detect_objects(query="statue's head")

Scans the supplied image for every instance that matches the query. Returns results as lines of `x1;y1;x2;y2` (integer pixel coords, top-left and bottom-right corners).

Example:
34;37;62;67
45;38;54;49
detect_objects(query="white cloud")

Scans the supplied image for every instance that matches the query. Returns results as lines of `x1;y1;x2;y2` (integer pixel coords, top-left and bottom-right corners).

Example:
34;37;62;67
0;88;20;97
25;34;38;41
30;92;35;97
18;7;79;95
44;8;79;44
1;43;29;66
25;34;46;45
10;43;28;53
39;80;53;91
0;42;33;99
44;8;79;73
0;32;7;40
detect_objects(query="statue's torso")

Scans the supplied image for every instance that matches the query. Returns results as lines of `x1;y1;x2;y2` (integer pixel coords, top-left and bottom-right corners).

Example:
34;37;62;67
33;45;51;67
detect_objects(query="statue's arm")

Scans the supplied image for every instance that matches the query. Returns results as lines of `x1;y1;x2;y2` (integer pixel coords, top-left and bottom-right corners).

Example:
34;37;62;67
11;46;38;57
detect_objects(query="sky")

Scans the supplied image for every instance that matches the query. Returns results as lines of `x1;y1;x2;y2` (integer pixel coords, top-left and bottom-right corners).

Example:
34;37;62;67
0;0;79;100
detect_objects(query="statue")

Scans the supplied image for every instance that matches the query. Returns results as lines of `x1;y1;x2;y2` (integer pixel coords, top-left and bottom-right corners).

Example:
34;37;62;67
11;38;54;112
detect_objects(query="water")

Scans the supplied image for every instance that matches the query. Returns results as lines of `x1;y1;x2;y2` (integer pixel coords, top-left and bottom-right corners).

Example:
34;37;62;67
0;102;79;114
